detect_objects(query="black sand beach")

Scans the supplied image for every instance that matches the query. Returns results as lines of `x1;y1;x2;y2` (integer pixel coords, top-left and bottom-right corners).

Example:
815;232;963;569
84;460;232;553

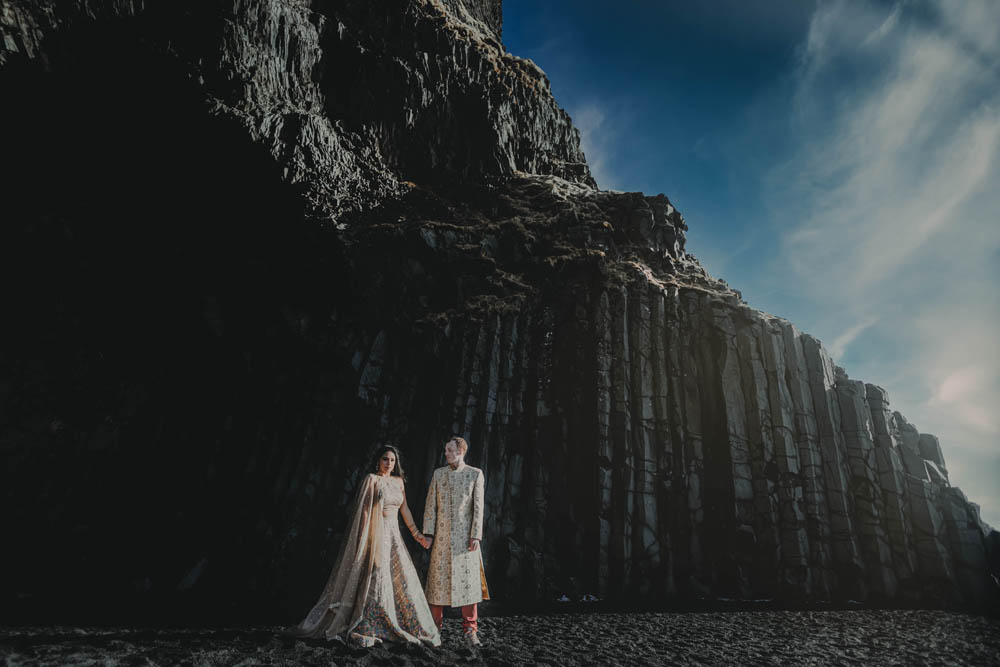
3;609;998;666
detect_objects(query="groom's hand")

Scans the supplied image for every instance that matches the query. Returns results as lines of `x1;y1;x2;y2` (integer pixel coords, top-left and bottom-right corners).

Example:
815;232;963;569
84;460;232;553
468;538;479;552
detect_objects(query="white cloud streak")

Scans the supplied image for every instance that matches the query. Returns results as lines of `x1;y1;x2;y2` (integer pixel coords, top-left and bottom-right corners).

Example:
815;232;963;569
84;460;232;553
827;316;878;361
764;0;1000;524
569;102;622;190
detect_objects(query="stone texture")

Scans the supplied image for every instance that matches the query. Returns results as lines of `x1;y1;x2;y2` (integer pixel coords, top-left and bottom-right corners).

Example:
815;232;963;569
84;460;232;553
781;323;837;598
835;378;897;598
918;433;948;478
865;383;918;595
0;0;995;624
896;412;930;481
438;0;502;37
2;0;589;222
940;487;993;605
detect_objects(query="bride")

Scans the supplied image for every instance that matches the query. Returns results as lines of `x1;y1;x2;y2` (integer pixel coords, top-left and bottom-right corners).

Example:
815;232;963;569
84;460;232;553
288;445;442;647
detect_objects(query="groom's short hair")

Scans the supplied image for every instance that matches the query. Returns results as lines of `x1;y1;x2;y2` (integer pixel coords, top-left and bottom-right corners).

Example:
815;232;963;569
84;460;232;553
449;436;469;454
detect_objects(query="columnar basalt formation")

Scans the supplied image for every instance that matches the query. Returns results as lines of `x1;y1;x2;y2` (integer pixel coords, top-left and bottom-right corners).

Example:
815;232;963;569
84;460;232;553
0;0;995;622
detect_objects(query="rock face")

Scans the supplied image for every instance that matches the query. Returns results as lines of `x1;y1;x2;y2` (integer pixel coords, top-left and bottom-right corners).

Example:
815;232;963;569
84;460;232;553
0;0;995;622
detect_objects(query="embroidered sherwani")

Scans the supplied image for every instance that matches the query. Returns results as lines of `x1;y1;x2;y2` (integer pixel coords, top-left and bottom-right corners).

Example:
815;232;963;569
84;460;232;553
422;464;490;607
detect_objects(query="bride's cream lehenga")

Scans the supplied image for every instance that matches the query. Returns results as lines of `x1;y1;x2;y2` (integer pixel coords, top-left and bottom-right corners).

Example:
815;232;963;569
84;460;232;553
289;473;441;647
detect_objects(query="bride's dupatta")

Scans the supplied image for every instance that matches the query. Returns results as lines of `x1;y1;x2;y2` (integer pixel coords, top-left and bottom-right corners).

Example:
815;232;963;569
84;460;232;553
289;474;385;640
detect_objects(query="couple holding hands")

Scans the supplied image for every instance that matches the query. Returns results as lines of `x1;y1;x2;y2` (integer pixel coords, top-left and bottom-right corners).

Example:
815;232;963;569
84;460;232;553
289;436;489;647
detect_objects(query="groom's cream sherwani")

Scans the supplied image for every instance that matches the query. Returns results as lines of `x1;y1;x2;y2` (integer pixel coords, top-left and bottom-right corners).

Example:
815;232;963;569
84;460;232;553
422;464;490;607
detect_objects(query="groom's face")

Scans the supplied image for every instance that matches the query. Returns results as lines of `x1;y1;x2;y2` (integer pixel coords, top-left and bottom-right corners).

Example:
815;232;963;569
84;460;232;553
444;440;462;465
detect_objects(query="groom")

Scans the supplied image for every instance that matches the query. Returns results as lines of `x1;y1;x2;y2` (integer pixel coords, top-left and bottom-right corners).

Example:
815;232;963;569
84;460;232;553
421;436;490;646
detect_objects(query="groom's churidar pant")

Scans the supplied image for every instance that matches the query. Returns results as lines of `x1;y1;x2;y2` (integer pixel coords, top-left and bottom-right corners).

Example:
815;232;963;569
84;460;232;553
429;603;477;633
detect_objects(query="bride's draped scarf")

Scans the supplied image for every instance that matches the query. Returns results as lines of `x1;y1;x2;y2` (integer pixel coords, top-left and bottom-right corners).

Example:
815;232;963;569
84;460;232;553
289;474;384;639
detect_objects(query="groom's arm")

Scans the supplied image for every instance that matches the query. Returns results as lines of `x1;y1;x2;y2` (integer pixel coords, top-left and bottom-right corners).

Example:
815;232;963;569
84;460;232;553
422;470;437;537
470;469;484;544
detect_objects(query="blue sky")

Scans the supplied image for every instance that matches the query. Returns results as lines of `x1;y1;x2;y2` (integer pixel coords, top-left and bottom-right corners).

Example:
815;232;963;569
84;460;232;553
504;0;1000;527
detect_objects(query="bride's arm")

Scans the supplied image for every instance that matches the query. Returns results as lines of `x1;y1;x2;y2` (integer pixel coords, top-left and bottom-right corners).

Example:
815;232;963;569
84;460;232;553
398;481;429;547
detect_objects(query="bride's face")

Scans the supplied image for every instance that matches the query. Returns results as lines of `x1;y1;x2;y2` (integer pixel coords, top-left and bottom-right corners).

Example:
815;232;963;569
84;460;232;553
378;451;396;475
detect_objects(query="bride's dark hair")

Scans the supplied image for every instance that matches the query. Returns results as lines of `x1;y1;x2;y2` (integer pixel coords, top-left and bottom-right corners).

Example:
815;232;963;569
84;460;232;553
371;444;406;481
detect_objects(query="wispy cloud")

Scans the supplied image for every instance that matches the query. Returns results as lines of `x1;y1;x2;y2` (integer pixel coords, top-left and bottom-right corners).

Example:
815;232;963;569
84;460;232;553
861;3;901;46
764;0;1000;523
827;316;878;360
568;102;622;190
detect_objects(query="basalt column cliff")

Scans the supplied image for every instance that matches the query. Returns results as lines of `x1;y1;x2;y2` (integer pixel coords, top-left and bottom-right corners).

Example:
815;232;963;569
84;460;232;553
1;0;995;621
